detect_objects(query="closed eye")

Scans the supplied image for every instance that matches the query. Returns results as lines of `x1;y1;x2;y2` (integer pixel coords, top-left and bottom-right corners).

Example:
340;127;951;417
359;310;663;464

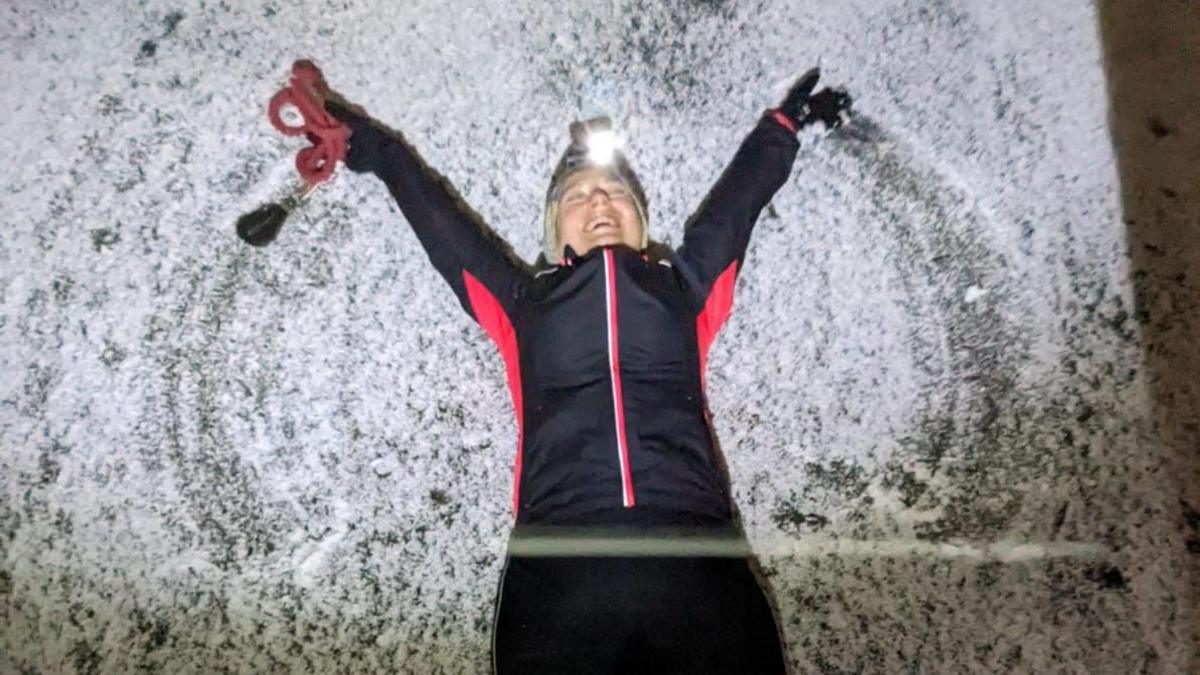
562;182;629;204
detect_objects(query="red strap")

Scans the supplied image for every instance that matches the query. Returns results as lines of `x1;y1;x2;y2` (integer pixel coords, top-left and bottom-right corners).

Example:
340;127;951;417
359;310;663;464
267;61;350;185
769;109;799;135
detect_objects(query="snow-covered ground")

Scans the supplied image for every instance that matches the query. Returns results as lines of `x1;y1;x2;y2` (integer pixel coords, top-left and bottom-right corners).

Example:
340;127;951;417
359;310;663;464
2;0;1196;672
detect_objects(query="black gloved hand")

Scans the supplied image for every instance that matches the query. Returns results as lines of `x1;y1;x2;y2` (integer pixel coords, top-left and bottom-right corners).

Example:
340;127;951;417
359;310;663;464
778;67;853;131
800;88;853;129
324;99;382;174
779;68;822;121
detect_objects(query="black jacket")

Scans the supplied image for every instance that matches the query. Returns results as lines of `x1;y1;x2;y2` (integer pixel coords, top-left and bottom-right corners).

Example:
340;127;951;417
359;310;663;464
351;113;800;526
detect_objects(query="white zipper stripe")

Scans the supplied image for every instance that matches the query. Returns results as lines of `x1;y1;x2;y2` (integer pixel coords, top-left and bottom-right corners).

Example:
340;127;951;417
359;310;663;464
602;249;635;507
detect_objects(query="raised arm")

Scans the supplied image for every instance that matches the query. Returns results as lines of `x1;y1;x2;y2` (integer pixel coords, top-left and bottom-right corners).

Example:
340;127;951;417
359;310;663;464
676;68;852;304
675;113;801;303
325;99;530;324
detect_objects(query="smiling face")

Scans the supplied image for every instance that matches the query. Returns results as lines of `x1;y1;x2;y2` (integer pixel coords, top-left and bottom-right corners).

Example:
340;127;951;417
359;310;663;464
556;167;645;259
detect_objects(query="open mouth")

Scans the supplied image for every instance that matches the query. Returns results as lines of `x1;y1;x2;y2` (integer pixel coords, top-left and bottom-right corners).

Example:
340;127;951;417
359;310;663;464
588;218;618;232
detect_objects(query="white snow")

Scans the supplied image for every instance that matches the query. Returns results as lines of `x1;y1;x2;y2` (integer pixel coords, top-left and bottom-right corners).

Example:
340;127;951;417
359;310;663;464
1;0;1193;672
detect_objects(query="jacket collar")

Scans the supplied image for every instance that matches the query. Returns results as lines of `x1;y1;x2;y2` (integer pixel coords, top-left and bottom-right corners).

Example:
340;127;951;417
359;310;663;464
558;244;581;266
557;243;643;267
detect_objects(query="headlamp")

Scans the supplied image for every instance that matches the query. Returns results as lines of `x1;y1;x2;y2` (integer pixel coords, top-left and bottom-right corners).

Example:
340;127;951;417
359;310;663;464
567;116;623;168
585;129;619;165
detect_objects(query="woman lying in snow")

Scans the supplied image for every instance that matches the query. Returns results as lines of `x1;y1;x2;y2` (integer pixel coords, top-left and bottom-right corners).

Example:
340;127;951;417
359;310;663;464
312;68;851;674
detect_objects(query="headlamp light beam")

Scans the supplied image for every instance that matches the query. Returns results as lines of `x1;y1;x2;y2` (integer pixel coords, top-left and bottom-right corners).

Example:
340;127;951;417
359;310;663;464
585;129;619;165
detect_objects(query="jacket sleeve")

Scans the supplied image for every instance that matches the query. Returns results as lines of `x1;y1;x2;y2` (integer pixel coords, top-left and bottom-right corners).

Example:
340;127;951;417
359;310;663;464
675;111;800;306
353;124;530;322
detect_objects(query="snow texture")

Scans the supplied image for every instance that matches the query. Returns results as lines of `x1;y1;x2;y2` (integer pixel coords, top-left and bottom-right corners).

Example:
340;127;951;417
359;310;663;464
2;0;1197;673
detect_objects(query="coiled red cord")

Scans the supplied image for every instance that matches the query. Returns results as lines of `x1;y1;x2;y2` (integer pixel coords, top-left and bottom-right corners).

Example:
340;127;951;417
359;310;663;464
267;60;349;185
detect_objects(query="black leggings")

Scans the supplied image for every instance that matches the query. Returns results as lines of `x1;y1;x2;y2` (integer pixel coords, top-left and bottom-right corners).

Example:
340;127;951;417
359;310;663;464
492;553;787;674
